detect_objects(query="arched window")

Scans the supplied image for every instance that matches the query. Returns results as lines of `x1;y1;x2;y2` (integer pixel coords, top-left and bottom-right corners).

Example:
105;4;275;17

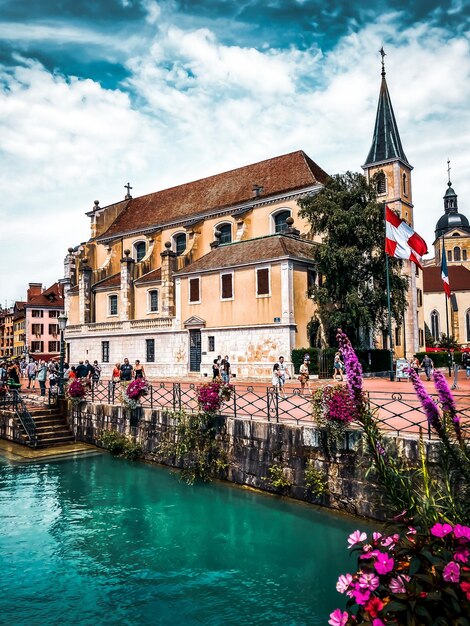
376;172;386;195
217;223;232;244
467;309;470;342
173;233;186;256
430;310;440;341
108;294;118;316
454;247;461;262
134;241;146;263
448;250;452;262
148;290;159;313
273;210;291;234
402;173;407;195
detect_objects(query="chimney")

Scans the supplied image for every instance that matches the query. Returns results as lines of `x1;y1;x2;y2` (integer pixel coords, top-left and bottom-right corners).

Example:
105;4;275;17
27;283;43;301
252;184;264;198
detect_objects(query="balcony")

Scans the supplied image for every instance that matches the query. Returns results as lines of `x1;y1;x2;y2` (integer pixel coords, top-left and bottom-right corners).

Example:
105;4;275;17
65;317;174;337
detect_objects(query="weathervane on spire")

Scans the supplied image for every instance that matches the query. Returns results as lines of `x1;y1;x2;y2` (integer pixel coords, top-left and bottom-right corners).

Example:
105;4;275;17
380;46;386;77
447;159;452;186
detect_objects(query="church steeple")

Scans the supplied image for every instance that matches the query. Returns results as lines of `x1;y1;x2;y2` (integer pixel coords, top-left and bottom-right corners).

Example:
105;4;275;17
363;48;411;169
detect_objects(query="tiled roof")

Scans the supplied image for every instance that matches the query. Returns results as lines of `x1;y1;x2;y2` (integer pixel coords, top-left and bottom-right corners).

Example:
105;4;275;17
93;273;121;291
175;234;316;275
423;265;470;293
26;282;64;308
98;151;328;240
13;302;26;321
135;268;162;284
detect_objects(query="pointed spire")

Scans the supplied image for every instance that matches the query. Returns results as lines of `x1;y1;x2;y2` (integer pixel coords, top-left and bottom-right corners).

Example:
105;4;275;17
363;49;411;168
443;159;458;213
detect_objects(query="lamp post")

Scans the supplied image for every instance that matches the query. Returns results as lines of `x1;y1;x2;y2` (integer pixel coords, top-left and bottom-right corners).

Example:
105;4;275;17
58;313;68;397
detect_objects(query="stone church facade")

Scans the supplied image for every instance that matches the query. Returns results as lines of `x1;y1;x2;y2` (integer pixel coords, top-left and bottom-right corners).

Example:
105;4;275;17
63;61;426;376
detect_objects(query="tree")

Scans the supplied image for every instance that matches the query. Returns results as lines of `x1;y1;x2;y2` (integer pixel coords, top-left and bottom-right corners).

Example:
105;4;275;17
298;171;408;347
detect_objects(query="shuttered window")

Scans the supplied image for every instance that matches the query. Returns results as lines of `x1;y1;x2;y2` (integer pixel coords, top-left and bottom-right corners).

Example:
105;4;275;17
221;273;233;300
256;268;270;296
189;278;200;303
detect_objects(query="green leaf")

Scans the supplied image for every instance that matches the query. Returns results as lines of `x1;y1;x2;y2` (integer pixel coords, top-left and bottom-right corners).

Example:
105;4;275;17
409;556;421;575
384;600;407;612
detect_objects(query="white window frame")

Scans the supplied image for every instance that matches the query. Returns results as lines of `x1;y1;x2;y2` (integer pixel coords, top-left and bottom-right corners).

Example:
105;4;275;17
270;208;292;234
147;289;159;313
108;293;118;317
220;271;234;301
133;240;147;263
255;265;271;298
188;276;201;305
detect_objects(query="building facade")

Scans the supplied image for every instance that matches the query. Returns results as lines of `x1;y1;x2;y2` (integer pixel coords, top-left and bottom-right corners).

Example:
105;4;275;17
0;308;14;360
24;282;64;362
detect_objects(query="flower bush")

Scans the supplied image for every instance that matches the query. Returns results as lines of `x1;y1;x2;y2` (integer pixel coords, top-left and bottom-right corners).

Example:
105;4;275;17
329;524;470;624
196;382;233;414
66;379;87;405
121;379;148;410
313;384;357;425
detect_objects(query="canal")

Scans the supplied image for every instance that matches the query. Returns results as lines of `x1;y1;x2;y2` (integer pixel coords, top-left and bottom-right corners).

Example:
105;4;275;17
0;452;359;625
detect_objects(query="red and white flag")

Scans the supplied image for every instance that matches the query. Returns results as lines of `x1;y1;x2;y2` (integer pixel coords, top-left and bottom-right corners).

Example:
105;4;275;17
385;206;428;268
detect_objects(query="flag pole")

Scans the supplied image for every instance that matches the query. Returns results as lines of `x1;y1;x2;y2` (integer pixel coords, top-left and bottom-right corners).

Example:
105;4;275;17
384;203;395;381
442;236;452;376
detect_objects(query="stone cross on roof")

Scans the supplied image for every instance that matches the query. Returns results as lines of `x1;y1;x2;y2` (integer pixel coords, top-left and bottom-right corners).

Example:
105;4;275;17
124;182;133;199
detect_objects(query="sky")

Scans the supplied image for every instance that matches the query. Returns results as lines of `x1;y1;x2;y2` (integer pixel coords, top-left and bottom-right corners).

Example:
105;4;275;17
0;0;469;304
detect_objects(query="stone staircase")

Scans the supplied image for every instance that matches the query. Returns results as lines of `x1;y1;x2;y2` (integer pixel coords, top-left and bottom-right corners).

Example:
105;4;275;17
26;407;75;448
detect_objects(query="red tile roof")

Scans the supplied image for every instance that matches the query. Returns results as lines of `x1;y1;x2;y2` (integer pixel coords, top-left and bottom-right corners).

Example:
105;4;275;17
175;234;316;275
423;265;470;293
135;268;162;284
98;151;328;241
26;282;64;308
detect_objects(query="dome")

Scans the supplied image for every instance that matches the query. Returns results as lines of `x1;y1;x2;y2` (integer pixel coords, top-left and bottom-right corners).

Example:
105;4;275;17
435;212;470;239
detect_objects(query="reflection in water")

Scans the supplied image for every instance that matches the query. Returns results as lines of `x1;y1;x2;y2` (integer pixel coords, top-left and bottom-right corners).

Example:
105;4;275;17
0;454;359;626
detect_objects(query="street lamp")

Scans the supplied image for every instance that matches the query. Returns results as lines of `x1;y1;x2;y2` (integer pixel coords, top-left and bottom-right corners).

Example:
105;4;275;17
58;313;68;397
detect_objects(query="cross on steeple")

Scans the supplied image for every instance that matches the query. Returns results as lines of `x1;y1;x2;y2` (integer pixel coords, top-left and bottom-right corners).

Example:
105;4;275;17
124;182;133;199
380;46;386;77
447;159;451;185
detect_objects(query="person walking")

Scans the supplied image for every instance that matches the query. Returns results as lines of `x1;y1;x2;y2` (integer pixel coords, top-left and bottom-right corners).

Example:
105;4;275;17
333;354;344;382
112;363;121;383
220;355;231;384
462;351;470;380
26;360;37;389
277;355;291;397
75;361;88;379
134;360;145;379
299;355;311;395
411;355;420;376
212;359;220;381
272;362;282;393
421;354;434;381
37;361;48;397
120;358;133;381
91;360;101;384
8;362;20;390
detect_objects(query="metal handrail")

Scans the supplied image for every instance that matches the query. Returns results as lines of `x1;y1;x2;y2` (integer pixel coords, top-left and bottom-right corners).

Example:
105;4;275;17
1;390;37;447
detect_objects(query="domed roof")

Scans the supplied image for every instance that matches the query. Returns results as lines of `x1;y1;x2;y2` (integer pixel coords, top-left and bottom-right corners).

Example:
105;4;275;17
435;212;470;239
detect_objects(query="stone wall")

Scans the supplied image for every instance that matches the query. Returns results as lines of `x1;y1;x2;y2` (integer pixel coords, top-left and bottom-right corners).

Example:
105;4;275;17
69;402;439;521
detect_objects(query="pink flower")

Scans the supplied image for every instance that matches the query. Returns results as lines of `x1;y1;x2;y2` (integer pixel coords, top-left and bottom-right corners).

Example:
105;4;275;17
454;524;470;541
336;573;353;594
348;530;367;548
328;609;349;626
389;576;406;594
407;527;417;535
372;620;386;626
430;522;453;538
372;532;383;542
443;561;460;583
351;585;371;605
358;572;379;591
381;534;400;548
454;546;470;563
374;552;394;575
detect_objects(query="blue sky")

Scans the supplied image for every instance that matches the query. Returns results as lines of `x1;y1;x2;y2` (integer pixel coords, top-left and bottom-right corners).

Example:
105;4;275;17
0;0;469;303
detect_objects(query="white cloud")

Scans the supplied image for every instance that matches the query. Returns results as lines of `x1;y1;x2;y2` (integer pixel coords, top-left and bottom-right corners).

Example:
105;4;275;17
0;10;469;303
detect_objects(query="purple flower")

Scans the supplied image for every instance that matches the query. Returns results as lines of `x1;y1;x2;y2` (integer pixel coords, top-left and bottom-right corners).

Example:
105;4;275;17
443;561;460;583
374;552;394;575
348;530;367;548
454;546;469;563
372;620;386;626
358;572;379;591
336;573;353;594
454;524;470;541
389;576;406;594
433;369;462;441
408;367;443;434
328;609;349;626
336;330;365;415
430;522;453;538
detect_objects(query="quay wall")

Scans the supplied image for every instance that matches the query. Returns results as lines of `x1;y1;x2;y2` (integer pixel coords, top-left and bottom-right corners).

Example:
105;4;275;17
69;403;439;520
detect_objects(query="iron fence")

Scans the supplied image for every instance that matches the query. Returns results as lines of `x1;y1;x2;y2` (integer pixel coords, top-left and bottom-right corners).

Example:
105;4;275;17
83;381;470;440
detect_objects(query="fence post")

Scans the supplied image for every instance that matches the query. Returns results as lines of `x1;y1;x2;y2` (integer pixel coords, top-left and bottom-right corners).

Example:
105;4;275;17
266;387;279;423
173;383;181;412
233;386;237;419
111;381;115;405
91;382;95;404
107;381;111;405
150;384;154;410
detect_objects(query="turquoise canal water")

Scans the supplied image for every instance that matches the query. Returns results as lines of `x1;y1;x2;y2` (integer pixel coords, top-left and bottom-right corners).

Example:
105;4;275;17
0;453;359;625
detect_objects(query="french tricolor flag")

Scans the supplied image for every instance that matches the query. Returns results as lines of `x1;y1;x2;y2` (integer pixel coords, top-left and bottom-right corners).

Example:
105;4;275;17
385;206;428;268
441;240;451;297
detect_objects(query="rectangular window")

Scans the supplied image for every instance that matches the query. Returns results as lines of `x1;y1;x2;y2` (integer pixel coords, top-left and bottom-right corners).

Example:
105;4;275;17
48;310;60;318
417;289;423;307
48;341;60;352
307;268;316;297
189;278;200;303
109;294;118;316
448;250;452;262
208;336;215;352
32;310;43;318
463;250;468;261
146;339;155;362
149;290;159;312
395;327;401;347
256;268;270;296
221;273;233;300
102;341;110;363
419;329;424;347
31;341;43;353
49;324;59;335
32;324;43;336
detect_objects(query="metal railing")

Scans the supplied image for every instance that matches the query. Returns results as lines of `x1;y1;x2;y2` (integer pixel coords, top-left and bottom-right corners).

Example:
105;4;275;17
0;389;37;447
82;381;470;440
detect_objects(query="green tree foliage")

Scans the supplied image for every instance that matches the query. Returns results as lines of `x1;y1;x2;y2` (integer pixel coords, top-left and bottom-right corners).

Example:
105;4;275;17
298;171;408;347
